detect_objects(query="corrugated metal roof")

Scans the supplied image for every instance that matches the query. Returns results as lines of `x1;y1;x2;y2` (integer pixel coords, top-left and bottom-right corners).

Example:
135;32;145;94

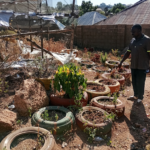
78;11;106;25
96;0;150;25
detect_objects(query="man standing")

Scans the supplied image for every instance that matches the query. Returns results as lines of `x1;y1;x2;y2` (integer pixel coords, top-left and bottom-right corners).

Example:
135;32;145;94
118;24;150;104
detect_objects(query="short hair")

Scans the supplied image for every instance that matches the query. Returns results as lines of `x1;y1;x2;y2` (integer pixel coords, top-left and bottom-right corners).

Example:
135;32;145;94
132;24;142;31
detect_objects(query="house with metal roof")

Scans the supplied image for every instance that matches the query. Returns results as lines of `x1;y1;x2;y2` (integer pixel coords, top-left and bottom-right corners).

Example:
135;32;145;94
96;0;150;25
78;11;106;26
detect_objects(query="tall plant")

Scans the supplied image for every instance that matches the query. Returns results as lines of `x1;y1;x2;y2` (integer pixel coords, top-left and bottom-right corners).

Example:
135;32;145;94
54;63;87;101
100;52;107;65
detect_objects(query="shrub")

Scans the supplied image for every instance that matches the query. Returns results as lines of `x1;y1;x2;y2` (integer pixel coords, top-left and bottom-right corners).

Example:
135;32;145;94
54;63;87;101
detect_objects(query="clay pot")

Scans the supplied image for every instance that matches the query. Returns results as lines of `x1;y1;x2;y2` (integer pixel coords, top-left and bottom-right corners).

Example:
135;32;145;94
101;73;125;86
117;68;131;79
95;79;120;94
35;77;54;90
93;65;111;73
50;92;88;107
90;96;125;118
86;81;110;101
76;106;112;135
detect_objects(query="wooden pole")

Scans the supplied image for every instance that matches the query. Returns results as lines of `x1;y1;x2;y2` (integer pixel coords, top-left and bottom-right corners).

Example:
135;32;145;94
0;29;72;39
70;26;74;52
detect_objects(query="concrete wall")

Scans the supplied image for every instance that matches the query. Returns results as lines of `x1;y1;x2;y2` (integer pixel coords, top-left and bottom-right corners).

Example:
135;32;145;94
74;25;150;51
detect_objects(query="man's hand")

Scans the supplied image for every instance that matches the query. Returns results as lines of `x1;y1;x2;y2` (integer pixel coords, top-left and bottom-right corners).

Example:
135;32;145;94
118;62;122;68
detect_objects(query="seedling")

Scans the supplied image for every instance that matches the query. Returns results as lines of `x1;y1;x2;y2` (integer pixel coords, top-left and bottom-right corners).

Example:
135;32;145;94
55;113;59;121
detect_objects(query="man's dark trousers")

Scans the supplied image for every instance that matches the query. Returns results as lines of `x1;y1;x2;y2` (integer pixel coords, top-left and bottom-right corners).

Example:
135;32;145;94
131;69;146;100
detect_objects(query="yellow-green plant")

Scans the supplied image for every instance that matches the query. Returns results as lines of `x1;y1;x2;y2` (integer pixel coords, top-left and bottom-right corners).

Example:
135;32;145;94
54;63;87;103
100;52;107;65
112;49;119;56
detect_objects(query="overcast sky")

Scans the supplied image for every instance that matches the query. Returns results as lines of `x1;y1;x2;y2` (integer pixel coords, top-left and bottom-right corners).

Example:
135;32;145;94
77;0;138;6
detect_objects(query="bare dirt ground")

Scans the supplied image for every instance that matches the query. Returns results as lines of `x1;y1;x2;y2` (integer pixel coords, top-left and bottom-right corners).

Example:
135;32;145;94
0;75;150;150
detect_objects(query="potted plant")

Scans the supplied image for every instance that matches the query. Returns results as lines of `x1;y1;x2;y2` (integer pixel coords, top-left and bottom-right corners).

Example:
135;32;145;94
90;95;125;118
95;78;120;94
50;63;88;107
86;81;110;101
80;60;95;68
105;60;120;68
76;106;113;135
93;52;111;72
117;67;131;79
0;127;55;150
32;106;75;135
102;70;125;86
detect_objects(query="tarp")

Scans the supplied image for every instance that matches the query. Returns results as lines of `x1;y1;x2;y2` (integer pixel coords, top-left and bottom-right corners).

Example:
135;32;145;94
0;10;13;26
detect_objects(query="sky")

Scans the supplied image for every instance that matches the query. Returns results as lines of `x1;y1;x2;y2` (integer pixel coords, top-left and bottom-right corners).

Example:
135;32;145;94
77;0;139;6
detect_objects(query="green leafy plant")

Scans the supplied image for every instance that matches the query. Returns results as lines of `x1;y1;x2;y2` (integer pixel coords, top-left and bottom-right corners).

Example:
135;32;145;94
41;110;50;121
55;113;59;121
54;63;87;105
84;126;97;143
112;49;119;56
104;112;115;121
100;52;107;65
113;93;118;104
28;107;32;117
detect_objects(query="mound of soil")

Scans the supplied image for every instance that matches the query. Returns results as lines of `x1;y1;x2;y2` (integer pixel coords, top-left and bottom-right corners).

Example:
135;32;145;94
110;74;122;79
81;61;93;65
87;84;105;92
97;99;120;105
99;79;116;85
109;61;119;65
95;66;107;71
83;110;105;124
83;70;97;81
41;110;66;121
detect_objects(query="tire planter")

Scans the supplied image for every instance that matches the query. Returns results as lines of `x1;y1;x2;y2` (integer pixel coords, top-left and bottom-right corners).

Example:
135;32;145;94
105;60;120;68
36;77;54;90
50;92;88;107
90;96;125;118
122;62;130;69
80;60;95;68
93;65;111;73
95;79;120;94
117;68;131;79
86;81;110;101
32;106;75;135
76;106;112;135
101;73;125;86
0;127;55;150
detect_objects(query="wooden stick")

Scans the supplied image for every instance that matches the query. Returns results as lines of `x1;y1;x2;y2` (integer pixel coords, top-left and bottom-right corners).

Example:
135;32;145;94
0;29;72;39
26;38;53;56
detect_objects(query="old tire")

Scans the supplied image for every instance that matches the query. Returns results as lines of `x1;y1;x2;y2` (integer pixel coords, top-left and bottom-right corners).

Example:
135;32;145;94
86;81;110;101
76;106;112;135
90;96;125;118
0;127;55;150
93;65;111;73
50;92;88;107
32;106;75;135
105;60;120;68
118;68;131;79
101;73;125;86
95;79;120;94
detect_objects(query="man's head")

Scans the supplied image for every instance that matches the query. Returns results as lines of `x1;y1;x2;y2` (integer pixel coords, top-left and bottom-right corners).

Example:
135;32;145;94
131;24;142;38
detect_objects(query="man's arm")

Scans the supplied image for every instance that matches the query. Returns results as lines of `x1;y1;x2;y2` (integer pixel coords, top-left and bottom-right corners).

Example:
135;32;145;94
118;51;131;68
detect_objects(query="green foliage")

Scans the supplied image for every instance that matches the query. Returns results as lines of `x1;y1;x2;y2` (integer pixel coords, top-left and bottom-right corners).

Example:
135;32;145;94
28;107;32;117
110;3;126;14
100;52;107;65
54;63;87;103
42;110;50;121
79;1;98;16
112;49;119;56
55;113;59;121
104;112;115;121
84;127;97;143
112;93;118;104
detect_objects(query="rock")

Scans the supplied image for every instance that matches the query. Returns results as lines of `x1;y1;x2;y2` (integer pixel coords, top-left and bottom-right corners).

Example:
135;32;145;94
14;79;49;116
0;109;17;132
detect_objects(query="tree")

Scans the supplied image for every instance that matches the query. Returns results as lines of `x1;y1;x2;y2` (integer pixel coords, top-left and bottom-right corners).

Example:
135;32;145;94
99;3;106;10
79;1;97;16
57;2;63;10
104;7;108;15
110;3;126;14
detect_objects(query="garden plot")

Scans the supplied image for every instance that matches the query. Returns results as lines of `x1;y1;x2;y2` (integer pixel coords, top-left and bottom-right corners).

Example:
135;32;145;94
0;46;150;150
